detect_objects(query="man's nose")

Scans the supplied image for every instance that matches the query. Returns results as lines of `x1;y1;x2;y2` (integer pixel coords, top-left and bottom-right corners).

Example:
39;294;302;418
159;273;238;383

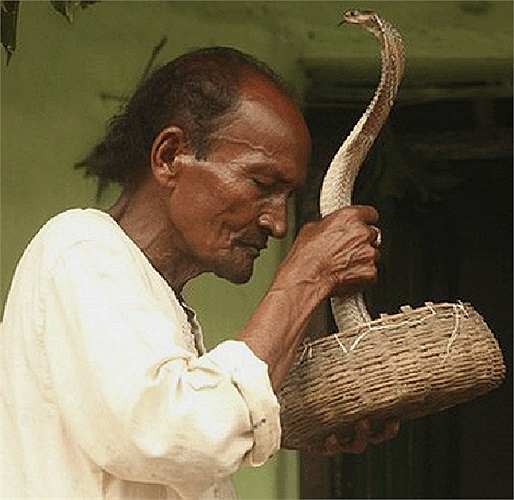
257;197;288;239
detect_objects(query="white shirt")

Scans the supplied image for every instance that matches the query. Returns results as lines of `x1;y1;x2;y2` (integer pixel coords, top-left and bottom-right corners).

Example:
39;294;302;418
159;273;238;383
1;209;281;499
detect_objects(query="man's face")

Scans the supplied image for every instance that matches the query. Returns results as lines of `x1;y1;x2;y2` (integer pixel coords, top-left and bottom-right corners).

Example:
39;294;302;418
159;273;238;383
167;76;311;284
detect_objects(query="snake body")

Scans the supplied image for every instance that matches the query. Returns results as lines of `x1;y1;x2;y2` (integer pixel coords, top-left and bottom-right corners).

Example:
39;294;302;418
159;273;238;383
319;10;405;332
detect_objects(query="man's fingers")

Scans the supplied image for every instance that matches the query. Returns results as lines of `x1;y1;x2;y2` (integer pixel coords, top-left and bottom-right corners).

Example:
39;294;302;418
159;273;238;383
304;418;401;455
370;418;401;445
355;419;371;451
352;204;379;224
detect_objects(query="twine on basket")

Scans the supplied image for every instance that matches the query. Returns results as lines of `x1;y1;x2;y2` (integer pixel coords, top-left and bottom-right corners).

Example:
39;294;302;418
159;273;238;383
279;301;506;450
298;301;469;363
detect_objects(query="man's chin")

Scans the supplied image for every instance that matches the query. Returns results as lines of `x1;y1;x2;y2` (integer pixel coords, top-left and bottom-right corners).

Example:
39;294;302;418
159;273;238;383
213;259;255;284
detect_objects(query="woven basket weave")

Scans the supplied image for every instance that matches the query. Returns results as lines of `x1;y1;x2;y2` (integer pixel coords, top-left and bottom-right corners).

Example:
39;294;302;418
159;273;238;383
279;301;506;450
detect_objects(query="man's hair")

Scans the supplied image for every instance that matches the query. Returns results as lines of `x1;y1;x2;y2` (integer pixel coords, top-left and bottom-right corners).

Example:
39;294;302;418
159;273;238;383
75;46;291;198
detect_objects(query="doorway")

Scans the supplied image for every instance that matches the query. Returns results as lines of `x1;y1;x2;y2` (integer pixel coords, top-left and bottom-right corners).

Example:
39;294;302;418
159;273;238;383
297;95;513;498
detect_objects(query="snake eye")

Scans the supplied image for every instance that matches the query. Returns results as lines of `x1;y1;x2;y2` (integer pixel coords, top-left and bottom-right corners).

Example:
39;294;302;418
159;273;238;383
343;9;362;21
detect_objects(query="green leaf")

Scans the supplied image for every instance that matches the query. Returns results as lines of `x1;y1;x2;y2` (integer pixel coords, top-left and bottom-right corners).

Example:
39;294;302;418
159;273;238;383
1;0;20;64
50;1;76;23
50;1;100;23
79;1;100;8
2;0;100;65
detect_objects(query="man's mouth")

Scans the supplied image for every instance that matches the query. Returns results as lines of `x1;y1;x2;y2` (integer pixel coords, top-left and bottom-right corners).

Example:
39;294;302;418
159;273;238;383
238;240;267;255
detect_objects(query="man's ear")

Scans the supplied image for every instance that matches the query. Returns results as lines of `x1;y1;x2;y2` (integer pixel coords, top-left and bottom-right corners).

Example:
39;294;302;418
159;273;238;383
150;126;190;187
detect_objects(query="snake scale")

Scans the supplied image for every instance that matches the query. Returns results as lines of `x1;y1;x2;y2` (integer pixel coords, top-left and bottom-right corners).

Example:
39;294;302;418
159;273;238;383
319;10;405;332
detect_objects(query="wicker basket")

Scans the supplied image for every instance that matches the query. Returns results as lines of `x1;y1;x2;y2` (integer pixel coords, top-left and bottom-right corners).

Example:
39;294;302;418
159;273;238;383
278;301;506;450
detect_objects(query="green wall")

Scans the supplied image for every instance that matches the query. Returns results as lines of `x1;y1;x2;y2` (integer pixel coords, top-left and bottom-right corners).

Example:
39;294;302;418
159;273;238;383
1;2;302;498
2;2;512;498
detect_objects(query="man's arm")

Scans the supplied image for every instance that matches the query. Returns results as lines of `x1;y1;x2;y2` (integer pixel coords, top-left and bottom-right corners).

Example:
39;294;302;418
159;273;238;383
239;204;379;390
239;204;400;453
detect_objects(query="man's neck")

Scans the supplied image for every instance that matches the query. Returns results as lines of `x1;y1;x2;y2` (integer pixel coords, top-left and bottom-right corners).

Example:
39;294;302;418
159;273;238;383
107;183;202;293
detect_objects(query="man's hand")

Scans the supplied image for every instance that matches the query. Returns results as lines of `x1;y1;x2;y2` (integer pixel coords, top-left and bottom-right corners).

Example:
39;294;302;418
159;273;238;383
284;205;381;299
240;205;383;390
304;418;400;455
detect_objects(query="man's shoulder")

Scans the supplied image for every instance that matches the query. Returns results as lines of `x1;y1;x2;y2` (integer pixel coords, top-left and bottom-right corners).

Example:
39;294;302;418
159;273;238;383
40;208;116;242
36;208;129;250
23;208;126;268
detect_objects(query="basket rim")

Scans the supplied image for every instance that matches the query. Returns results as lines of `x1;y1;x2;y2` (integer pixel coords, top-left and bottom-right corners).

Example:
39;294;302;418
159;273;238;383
301;300;475;350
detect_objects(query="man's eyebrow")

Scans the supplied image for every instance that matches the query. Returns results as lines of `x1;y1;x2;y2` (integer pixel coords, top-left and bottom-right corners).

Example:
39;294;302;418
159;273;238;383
244;164;296;185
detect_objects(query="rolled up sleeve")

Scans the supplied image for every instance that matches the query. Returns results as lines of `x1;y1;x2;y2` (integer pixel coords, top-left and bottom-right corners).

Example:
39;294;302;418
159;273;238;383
200;341;281;466
40;239;281;497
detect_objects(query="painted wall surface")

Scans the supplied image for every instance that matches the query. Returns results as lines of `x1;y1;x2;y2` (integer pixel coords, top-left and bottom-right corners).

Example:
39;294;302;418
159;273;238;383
1;2;301;498
2;2;512;499
1;2;304;498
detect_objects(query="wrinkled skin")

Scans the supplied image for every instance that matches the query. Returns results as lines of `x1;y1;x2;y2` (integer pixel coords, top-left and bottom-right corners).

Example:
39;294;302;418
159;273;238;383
108;69;399;454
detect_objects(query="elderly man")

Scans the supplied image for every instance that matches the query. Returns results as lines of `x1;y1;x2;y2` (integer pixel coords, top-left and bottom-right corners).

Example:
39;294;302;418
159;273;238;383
2;47;397;499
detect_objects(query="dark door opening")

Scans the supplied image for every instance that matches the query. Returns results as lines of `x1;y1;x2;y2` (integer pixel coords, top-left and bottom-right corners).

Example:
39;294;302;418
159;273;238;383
297;96;512;499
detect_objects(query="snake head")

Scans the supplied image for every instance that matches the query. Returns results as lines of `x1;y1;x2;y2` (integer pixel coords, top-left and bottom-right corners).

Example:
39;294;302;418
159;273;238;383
338;9;377;26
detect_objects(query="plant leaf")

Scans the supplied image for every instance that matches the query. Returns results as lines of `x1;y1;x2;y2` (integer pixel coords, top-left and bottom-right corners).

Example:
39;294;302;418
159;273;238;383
79;1;100;9
50;1;100;23
50;1;77;23
1;0;20;64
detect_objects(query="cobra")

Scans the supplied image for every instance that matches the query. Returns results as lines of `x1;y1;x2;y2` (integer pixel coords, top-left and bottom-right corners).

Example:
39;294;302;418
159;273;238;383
319;10;406;331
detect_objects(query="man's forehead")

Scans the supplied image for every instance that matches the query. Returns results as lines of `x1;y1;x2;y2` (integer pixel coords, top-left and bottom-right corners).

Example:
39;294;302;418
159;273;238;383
209;133;277;158
205;76;310;187
205;132;308;189
214;95;310;152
